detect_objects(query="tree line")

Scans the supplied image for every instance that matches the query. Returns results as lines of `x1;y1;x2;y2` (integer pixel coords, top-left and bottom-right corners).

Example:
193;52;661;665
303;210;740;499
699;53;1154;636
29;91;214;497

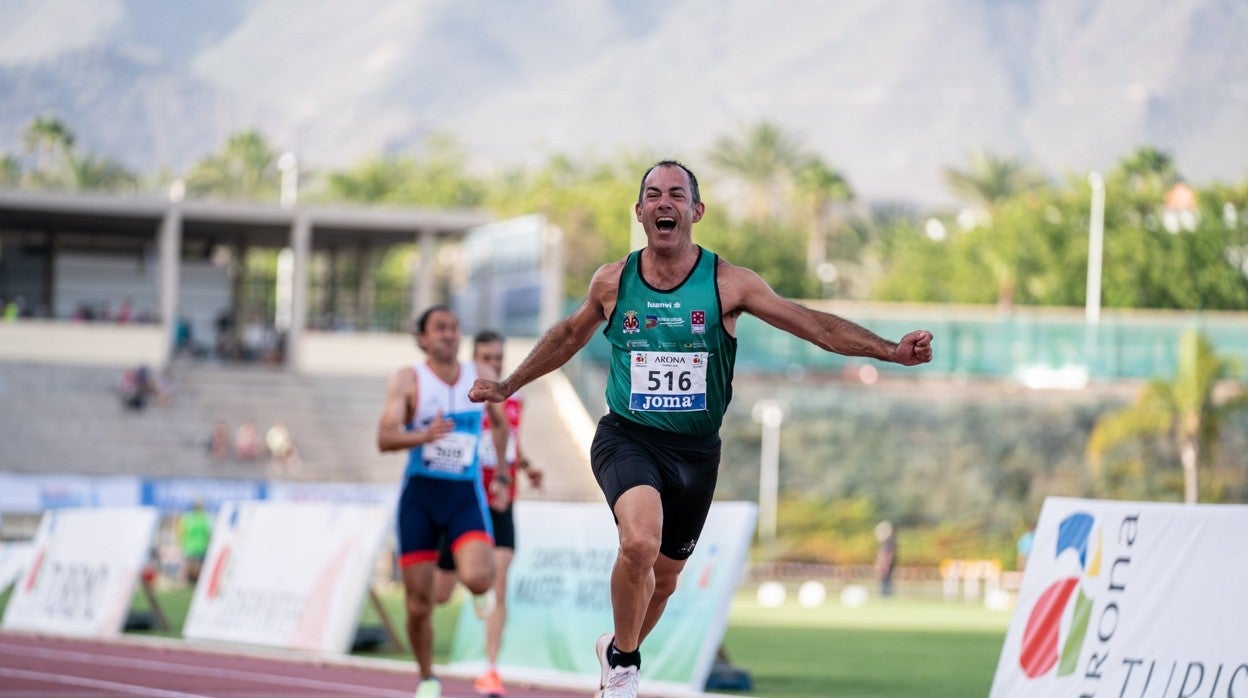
6;114;1248;311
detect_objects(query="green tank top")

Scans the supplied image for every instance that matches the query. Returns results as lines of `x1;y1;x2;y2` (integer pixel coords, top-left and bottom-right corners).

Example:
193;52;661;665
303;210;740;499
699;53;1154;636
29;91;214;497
603;247;737;436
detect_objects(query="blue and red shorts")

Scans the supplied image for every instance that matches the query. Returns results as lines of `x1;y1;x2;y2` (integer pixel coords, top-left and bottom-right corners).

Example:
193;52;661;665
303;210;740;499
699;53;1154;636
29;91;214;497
396;475;493;568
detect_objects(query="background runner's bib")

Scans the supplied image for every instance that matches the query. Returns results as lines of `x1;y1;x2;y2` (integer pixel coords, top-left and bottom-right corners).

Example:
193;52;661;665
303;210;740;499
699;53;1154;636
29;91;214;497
477;393;522;468
405;361;485;481
419;410;483;476
604;247;737;436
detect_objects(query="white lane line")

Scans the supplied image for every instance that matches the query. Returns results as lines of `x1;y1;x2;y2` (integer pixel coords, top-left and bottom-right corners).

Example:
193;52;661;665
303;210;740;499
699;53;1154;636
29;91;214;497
0;642;412;697
0;667;209;697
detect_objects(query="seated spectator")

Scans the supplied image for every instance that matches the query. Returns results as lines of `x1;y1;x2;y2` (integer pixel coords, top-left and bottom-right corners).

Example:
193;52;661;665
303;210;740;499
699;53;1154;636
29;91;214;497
117;297;134;324
266;421;301;473
233;422;261;461
173;316;195;358
119;365;157;410
207;420;231;460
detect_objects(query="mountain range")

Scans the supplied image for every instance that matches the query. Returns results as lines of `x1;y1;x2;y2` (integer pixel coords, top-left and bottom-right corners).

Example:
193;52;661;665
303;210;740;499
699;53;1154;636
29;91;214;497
1;0;1245;206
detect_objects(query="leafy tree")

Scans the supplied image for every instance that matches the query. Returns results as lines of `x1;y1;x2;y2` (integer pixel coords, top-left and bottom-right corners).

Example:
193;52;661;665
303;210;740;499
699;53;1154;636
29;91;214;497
23;114;75;175
324;157;415;203
1088;331;1248;503
15;115;138;192
793;155;855;276
406;132;486;207
1113;146;1180;196
483;154;641;298
185;130;280;201
323;133;485;208
942;150;1048;208
60;152;138;192
0;155;21;186
708;121;804;223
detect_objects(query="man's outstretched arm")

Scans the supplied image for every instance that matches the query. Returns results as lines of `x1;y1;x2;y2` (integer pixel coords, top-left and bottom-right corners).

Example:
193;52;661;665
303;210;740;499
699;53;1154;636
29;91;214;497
723;262;933;365
469;261;619;403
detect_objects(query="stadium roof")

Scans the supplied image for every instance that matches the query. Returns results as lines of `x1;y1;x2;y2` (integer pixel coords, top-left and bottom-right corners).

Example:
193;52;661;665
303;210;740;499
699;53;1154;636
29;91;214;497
0;188;492;248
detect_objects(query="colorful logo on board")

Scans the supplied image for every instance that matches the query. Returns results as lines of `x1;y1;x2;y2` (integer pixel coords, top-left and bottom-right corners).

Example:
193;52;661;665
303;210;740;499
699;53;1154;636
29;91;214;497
1018;512;1099;679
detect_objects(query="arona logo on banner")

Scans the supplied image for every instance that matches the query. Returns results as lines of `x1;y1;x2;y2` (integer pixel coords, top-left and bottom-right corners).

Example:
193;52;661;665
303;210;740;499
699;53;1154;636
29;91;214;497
1019;512;1099;679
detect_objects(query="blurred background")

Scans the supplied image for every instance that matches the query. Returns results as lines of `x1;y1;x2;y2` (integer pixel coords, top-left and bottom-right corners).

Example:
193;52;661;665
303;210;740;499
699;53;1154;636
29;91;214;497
1;0;1247;598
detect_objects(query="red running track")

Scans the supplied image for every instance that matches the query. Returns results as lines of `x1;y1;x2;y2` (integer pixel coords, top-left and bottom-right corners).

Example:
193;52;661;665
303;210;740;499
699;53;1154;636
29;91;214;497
0;631;594;697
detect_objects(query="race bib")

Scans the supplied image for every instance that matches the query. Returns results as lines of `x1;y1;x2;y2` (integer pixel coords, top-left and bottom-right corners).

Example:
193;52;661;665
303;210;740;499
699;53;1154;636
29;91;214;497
629;351;708;412
425;431;478;475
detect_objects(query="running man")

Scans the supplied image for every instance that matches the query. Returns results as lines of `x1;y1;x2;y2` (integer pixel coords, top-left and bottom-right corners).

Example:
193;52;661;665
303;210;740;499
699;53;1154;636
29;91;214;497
433;329;544;697
378;306;511;698
470;160;933;698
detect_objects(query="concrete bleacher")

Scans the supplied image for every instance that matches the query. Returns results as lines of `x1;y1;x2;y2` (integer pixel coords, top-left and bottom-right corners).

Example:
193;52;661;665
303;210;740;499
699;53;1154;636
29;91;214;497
0;326;601;503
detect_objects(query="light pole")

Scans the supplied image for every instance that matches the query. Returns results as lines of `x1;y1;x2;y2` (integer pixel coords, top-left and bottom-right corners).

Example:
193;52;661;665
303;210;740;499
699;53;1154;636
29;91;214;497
752;399;785;544
276;152;299;350
1085;172;1105;326
1084;172;1105;367
278;152;299;209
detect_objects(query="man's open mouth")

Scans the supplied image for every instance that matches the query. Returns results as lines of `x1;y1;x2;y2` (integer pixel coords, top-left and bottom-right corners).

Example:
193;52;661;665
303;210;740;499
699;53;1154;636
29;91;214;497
656;217;677;232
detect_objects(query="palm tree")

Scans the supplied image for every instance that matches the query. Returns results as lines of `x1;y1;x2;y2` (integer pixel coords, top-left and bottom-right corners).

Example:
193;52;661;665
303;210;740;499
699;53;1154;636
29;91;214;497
942;150;1047;209
1087;330;1248;503
708;121;804;222
185;130;280;201
942;151;1048;308
62;152;139;192
23;115;75;175
792;155;854;273
1114;146;1180;194
0;155;20;187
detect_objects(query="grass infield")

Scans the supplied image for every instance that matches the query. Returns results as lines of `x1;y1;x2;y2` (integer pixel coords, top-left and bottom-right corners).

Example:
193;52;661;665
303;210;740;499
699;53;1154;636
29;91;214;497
723;588;1009;697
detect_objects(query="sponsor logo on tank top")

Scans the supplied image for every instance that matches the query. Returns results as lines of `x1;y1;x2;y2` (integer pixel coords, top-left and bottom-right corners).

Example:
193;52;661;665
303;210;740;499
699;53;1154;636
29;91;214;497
622;310;640;334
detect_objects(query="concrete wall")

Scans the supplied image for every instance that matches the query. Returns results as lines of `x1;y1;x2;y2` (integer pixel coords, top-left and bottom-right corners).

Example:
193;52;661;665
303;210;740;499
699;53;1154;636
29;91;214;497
0;320;164;367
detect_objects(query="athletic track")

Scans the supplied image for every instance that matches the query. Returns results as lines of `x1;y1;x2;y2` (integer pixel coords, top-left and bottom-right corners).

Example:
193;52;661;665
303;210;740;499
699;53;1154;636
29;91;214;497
0;631;598;697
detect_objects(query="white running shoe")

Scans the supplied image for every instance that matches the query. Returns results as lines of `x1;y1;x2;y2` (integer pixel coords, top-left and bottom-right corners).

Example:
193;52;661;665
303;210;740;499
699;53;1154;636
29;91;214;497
594;632;640;698
595;632;614;691
414;677;441;698
599;665;641;698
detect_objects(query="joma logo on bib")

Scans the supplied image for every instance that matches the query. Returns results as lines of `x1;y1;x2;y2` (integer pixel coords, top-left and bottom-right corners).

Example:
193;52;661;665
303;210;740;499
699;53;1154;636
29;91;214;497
639;394;698;410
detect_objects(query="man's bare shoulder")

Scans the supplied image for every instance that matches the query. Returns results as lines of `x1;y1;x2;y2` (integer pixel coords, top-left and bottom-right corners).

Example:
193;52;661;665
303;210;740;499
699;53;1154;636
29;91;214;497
592;257;628;282
387;364;417;390
715;256;768;311
586;257;627;298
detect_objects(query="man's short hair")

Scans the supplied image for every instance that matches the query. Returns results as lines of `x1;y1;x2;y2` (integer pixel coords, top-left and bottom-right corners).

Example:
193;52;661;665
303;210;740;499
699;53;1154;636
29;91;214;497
638;160;701;206
474;329;504;346
413;304;453;335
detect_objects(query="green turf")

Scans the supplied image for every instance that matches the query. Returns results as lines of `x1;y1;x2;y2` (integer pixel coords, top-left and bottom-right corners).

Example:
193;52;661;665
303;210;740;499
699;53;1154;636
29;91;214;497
723;591;1009;697
0;584;1010;698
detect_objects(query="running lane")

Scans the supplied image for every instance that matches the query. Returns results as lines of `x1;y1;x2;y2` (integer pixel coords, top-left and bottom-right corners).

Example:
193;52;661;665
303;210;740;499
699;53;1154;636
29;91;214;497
0;632;594;697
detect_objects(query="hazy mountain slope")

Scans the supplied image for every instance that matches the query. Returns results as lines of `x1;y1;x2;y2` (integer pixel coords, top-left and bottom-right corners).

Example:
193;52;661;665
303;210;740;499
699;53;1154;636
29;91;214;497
0;0;1243;206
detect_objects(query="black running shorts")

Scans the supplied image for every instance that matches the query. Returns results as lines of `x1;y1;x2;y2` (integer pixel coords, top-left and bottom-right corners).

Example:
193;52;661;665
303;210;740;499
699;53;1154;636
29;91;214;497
590;412;721;560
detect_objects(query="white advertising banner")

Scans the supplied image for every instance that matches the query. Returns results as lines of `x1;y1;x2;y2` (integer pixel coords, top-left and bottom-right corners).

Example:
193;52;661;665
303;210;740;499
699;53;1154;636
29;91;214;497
0;541;35;592
991;496;1248;698
0;473;141;513
182;500;390;654
266;480;397;506
448;500;757;695
1;506;158;637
